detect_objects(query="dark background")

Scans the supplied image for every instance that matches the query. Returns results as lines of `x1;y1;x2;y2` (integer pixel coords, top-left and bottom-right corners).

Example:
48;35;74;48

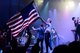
0;0;49;31
0;0;33;30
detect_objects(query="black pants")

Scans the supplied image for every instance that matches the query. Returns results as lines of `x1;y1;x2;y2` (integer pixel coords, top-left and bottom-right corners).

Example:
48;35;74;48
45;31;52;53
37;38;43;53
75;32;80;41
75;25;80;41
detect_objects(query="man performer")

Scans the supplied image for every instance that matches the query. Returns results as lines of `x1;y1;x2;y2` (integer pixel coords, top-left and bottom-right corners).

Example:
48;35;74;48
32;24;45;53
40;18;53;53
72;17;80;41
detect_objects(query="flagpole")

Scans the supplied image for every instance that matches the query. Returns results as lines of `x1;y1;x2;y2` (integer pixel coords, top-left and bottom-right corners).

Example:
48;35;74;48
32;1;47;25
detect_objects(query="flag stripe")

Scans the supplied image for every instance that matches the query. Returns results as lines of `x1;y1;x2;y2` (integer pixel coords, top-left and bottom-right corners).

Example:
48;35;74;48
7;3;40;37
12;32;19;37
8;18;23;28
23;15;39;28
9;20;23;29
7;16;22;26
29;9;37;16
24;14;39;26
23;16;39;29
23;10;38;22
11;25;22;32
24;13;38;24
12;12;39;35
29;9;36;15
12;27;22;34
7;13;21;23
11;23;23;31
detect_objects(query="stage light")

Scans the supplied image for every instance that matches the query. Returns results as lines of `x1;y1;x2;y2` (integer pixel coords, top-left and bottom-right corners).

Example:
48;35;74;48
79;2;80;6
65;1;75;10
35;0;44;6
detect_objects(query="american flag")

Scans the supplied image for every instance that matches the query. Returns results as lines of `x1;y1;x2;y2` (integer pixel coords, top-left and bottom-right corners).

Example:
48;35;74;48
6;2;39;37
